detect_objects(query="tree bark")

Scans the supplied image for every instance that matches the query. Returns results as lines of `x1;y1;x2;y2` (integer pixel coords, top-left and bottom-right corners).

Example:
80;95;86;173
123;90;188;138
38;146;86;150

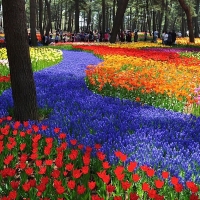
194;0;199;37
45;0;52;35
67;9;72;32
110;0;129;43
112;0;116;25
75;0;79;33
178;0;195;42
64;0;68;31
2;0;38;121
39;0;44;37
86;5;92;31
30;0;38;46
102;0;106;35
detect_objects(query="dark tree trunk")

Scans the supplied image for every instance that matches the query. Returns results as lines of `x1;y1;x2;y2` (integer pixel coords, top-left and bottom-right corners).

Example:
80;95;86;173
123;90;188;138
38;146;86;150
98;13;102;32
39;0;44;38
194;0;200;37
67;10;72;32
30;0;37;46
181;9;186;37
87;7;92;31
45;0;52;35
178;0;195;42
110;0;129;43
102;0;106;35
75;0;79;33
64;1;68;31
59;4;62;29
146;0;152;35
36;0;39;30
112;0;116;25
2;0;38;121
152;10;156;32
106;5;109;31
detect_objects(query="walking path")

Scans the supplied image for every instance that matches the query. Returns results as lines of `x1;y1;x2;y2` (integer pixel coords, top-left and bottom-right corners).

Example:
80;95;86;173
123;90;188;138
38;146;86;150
0;50;200;184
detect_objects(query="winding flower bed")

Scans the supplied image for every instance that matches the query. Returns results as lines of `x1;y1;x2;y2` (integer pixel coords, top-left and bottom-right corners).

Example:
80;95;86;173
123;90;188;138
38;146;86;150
0;47;63;94
71;43;200;116
0;42;200;199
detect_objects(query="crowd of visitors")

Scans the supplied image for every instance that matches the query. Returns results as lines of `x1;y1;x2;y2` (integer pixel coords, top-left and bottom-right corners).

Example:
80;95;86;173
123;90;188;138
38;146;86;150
39;29;139;45
27;28;178;46
161;30;177;45
151;29;177;45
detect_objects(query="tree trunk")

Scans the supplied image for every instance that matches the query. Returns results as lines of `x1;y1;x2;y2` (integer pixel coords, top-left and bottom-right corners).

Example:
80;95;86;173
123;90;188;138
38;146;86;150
110;0;129;43
102;0;106;35
64;0;68;31
67;9;72;32
2;0;38;121
36;0;39;30
45;0;52;35
59;1;63;30
146;0;152;35
86;6;92;31
106;5;109;31
39;0;44;38
152;10;156;32
178;0;195;42
98;13;102;32
194;0;200;37
112;0;116;25
75;0;79;33
181;9;186;37
30;0;38;46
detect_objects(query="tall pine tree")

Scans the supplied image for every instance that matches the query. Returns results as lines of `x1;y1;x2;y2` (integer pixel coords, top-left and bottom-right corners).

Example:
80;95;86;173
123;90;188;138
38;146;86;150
2;0;38;121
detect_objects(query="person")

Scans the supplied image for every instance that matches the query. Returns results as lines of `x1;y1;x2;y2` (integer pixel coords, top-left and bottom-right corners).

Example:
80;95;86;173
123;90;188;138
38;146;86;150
97;32;100;42
134;30;138;42
104;32;109;42
63;34;66;43
93;30;98;42
171;30;177;44
55;33;59;43
163;31;168;45
49;33;53;43
89;31;94;42
144;31;147;41
161;31;165;44
153;30;158;42
80;32;85;42
28;33;31;46
177;31;182;37
167;31;172;45
60;30;63;41
120;31;125;42
43;33;49;46
126;31;132;42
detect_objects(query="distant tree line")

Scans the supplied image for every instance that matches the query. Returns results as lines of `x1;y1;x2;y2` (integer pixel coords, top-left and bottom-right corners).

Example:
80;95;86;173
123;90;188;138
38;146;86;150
26;0;199;44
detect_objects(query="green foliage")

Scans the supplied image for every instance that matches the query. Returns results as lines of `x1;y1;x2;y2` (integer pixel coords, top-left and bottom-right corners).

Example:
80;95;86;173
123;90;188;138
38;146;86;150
46;44;74;51
179;51;200;60
0;82;10;95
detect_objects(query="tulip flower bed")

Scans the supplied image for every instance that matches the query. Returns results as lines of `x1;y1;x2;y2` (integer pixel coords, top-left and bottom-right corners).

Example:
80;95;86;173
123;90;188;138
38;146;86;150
71;43;200;116
0;47;63;94
0;117;199;200
0;43;200;199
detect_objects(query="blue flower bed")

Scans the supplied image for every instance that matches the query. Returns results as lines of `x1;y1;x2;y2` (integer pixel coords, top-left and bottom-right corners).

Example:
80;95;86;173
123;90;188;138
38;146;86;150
0;50;200;186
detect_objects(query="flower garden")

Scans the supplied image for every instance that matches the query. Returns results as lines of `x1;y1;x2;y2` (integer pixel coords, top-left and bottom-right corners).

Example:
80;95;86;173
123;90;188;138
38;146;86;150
0;39;200;199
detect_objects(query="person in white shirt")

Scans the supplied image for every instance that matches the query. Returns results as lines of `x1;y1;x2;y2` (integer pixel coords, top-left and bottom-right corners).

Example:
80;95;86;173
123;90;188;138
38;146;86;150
163;32;168;45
